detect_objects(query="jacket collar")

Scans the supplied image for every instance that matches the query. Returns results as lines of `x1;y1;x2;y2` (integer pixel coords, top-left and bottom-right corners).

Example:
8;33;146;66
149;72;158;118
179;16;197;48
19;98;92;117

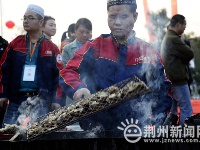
70;39;78;49
111;30;136;46
26;33;45;44
168;29;181;37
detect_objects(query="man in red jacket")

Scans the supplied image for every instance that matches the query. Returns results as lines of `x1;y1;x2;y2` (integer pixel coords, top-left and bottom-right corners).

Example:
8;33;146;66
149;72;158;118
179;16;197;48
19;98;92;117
59;0;172;132
0;36;8;128
0;4;62;127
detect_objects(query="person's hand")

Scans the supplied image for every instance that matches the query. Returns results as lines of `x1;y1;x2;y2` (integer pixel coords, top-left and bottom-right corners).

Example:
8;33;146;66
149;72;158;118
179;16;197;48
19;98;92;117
181;34;186;42
51;103;61;110
0;98;8;111
73;88;91;101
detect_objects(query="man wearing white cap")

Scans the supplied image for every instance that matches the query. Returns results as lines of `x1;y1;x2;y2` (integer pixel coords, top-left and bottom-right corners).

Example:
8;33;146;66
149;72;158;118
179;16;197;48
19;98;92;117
26;4;44;18
0;4;63;127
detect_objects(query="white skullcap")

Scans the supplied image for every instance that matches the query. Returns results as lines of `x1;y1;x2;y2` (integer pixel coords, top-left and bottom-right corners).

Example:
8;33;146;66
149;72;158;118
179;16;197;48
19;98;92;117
26;4;44;18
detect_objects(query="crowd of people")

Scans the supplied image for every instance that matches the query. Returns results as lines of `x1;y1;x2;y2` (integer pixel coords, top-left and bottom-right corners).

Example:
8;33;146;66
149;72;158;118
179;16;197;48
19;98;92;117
0;0;196;133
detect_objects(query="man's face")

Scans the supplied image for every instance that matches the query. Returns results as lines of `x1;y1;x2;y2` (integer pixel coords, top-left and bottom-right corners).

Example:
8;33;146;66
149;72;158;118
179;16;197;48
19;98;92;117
177;21;186;35
23;10;43;32
107;5;138;41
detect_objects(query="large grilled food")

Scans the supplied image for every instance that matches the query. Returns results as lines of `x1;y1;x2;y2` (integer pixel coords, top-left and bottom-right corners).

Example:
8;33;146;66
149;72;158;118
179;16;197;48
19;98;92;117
0;124;20;135
27;76;149;140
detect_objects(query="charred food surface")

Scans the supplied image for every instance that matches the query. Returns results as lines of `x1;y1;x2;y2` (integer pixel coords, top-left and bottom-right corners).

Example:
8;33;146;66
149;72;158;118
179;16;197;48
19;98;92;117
27;76;149;141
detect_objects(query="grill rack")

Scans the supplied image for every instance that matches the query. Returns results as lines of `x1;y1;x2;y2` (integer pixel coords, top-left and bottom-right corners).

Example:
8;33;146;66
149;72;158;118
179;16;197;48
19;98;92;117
26;76;149;141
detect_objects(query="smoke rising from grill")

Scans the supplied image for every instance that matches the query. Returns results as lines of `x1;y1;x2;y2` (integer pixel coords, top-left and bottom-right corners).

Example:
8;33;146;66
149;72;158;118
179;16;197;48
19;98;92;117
130;45;170;129
17;96;49;126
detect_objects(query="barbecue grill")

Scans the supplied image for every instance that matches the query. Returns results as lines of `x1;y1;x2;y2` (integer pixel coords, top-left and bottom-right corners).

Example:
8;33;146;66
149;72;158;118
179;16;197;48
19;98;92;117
26;76;149;141
0;76;150;142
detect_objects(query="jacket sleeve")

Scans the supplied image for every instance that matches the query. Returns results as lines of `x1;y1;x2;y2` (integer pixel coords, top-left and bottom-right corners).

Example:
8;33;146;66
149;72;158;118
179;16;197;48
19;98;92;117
51;45;64;104
52;84;64;105
171;37;194;62
59;43;93;99
61;45;71;67
0;42;13;98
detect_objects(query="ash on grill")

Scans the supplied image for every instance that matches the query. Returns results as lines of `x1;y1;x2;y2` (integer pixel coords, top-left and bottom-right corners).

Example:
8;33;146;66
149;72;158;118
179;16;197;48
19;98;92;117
27;76;149;140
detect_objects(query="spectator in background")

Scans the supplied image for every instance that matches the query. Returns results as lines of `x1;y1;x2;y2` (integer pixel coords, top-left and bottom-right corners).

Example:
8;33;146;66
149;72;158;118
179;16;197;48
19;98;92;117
161;14;194;126
42;15;56;40
59;0;172;132
61;18;92;106
60;23;76;53
0;36;8;128
62;18;92;67
0;4;62;127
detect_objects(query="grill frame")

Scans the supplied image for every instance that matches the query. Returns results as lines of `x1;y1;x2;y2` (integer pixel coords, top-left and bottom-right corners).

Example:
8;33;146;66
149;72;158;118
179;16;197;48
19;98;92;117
26;76;150;141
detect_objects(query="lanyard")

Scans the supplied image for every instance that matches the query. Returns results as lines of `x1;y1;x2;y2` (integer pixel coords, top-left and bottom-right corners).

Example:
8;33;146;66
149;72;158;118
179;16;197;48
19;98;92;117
29;41;37;62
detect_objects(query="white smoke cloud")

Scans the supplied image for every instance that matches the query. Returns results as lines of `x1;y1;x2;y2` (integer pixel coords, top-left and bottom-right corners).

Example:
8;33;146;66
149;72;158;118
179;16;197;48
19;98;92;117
17;96;49;126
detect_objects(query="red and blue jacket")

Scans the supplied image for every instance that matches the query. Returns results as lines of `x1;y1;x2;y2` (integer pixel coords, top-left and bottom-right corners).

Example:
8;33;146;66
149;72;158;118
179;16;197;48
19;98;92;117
59;33;172;129
0;34;62;104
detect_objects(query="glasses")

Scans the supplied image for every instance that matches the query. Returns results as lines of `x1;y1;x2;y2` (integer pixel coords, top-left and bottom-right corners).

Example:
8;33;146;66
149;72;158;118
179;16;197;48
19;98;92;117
21;17;39;21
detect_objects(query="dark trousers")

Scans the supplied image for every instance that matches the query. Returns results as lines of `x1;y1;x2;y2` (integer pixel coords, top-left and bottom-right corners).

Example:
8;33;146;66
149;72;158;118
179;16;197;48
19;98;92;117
0;110;6;128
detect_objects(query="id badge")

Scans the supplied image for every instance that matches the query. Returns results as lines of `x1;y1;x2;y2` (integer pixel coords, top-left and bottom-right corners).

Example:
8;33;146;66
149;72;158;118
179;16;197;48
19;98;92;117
23;65;36;81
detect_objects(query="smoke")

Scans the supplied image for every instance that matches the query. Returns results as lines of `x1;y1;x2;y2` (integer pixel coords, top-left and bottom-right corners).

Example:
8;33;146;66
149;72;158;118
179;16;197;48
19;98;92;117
84;123;105;138
129;45;169;129
66;38;171;135
130;96;153;125
17;96;49;126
